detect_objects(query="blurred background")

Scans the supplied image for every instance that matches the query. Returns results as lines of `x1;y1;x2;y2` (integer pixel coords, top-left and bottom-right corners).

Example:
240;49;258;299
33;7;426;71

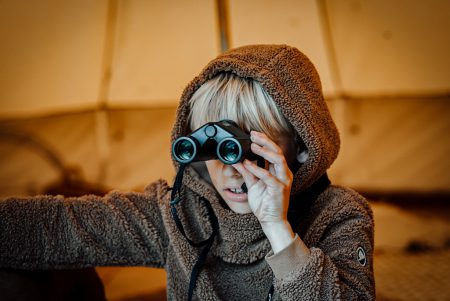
0;0;449;300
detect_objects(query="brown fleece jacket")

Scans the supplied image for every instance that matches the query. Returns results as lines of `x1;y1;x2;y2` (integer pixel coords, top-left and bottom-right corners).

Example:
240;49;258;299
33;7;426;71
0;45;375;300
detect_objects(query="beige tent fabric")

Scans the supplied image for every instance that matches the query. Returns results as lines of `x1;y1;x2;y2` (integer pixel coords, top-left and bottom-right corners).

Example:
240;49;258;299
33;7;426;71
0;0;449;193
2;0;449;116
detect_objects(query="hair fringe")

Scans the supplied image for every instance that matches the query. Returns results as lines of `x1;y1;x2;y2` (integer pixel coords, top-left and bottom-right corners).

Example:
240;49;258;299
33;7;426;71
188;73;292;141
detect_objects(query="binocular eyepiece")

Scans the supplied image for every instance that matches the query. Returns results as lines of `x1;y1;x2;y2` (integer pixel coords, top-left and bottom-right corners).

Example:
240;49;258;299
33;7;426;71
172;120;261;165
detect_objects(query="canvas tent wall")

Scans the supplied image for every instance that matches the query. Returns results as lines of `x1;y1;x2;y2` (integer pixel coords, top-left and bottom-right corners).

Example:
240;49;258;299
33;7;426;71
0;0;449;197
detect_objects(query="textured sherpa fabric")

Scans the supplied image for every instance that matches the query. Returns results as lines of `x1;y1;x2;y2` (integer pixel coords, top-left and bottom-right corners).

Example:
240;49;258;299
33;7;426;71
1;45;375;300
172;44;340;194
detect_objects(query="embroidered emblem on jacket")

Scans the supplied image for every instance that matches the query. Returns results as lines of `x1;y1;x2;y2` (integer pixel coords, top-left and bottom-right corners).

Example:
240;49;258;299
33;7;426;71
357;247;367;266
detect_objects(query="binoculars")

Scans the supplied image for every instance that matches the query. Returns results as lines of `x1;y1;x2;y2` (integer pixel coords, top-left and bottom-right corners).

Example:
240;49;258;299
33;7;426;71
172;120;263;166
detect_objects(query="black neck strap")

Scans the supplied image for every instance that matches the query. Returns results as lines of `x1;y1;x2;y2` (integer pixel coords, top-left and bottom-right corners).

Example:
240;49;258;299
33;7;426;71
170;164;219;301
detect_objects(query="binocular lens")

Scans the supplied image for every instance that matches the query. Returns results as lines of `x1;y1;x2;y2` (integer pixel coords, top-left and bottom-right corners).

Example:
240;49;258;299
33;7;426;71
219;140;240;163
176;140;195;160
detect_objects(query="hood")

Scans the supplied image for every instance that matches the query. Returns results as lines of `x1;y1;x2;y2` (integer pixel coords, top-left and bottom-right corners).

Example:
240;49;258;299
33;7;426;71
171;44;339;196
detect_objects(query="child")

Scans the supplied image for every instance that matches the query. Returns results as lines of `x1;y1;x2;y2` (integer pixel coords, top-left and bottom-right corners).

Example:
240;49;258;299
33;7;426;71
0;45;375;300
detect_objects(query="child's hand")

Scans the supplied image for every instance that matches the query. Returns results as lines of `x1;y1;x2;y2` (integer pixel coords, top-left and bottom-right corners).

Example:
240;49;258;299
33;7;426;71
233;131;294;230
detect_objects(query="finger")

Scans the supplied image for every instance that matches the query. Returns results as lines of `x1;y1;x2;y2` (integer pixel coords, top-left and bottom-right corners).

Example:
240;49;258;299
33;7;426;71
250;131;293;182
250;131;283;154
269;164;276;176
243;160;283;189
250;131;289;168
251;143;284;165
232;163;258;188
250;143;291;184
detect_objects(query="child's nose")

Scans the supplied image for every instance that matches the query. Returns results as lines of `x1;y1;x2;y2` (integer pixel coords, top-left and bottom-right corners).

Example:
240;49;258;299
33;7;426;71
222;163;240;177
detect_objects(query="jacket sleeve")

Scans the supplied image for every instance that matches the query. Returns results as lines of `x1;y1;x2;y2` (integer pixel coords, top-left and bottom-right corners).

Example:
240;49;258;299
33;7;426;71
266;188;375;300
0;179;170;270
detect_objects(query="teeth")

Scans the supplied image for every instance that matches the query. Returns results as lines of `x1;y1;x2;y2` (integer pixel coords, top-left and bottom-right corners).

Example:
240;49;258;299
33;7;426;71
230;188;244;194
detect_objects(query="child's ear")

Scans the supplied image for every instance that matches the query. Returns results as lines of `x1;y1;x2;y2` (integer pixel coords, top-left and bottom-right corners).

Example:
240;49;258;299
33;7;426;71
293;132;308;164
296;149;309;163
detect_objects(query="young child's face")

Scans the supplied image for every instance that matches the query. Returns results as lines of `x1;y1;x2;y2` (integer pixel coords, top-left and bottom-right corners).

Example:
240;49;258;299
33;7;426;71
205;133;297;214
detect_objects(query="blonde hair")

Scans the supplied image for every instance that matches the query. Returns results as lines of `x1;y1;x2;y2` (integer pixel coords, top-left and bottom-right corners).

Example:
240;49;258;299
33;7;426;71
188;73;293;140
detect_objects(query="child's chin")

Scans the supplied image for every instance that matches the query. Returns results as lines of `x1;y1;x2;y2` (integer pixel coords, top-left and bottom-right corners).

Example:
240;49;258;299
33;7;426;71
227;202;252;214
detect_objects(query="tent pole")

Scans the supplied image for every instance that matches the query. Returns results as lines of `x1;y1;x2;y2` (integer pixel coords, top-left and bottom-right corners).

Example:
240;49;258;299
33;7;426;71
216;0;231;52
95;0;118;186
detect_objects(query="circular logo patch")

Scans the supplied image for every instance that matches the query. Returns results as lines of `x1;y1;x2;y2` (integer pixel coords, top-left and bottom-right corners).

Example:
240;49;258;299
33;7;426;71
357;247;367;266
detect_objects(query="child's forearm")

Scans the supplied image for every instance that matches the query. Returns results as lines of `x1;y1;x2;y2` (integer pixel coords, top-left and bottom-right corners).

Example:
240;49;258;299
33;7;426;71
262;220;300;254
0;185;169;269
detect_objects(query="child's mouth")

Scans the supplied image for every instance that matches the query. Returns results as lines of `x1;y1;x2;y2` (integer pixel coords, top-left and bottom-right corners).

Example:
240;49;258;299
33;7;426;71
224;188;248;202
227;188;245;194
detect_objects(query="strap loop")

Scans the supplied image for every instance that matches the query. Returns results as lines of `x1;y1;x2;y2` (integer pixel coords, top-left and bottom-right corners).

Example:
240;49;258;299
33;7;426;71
169;164;219;301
